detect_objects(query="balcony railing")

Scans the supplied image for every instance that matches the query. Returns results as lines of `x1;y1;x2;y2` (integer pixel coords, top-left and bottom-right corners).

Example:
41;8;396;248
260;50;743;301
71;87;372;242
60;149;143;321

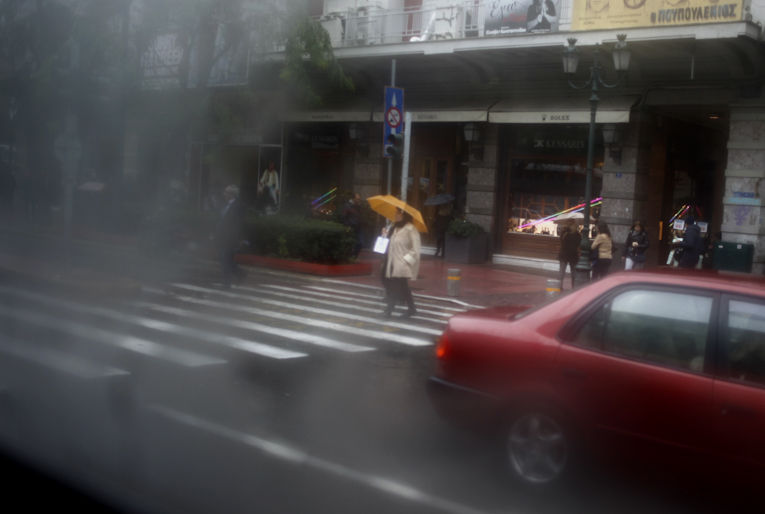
318;1;481;47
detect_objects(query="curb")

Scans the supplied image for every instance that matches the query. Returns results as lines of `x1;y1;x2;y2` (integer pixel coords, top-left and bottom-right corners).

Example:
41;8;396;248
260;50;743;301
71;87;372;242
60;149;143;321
235;254;374;277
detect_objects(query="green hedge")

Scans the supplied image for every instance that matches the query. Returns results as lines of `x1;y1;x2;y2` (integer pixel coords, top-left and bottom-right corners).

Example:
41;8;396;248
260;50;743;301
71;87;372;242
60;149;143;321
447;218;486;238
243;215;356;264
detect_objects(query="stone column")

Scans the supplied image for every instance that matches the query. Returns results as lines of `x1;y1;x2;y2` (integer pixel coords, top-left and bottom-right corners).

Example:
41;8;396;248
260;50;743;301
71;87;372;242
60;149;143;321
465;123;498;238
600;112;654;265
722;106;765;274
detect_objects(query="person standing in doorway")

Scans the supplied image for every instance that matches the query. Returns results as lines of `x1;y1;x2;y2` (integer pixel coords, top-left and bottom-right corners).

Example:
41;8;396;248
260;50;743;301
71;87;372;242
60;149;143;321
258;161;279;214
383;209;421;318
623;220;649;270
558;221;581;289
214;184;245;288
590;221;613;280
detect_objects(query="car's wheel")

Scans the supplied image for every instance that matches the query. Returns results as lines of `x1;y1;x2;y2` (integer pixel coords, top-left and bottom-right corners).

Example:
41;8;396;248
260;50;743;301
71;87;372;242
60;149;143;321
505;410;570;487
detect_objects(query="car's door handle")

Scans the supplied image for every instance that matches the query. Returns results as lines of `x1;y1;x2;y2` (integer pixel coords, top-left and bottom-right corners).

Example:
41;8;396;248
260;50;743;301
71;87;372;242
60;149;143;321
721;405;756;418
561;367;587;380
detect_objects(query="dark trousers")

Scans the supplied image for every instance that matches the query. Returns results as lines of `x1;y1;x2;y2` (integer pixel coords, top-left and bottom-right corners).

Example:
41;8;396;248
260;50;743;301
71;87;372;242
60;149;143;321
385;277;416;313
592;258;612;280
219;246;241;287
559;258;577;289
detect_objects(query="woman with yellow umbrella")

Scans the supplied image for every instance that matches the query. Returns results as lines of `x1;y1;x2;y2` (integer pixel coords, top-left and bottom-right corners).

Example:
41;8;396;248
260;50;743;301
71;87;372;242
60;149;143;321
367;195;426;318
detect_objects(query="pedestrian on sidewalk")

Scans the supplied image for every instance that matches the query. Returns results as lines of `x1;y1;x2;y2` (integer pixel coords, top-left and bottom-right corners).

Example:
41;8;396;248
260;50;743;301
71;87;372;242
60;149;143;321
675;214;704;269
382;208;421;318
591;221;613;280
622;220;648;270
431;204;452;258
557;220;580;289
214;184;245;288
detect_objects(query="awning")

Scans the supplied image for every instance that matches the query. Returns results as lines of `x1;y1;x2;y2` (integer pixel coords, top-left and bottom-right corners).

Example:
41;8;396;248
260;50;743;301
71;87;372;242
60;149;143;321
372;109;488;123
281;111;373;123
489;96;640;124
285;107;489;124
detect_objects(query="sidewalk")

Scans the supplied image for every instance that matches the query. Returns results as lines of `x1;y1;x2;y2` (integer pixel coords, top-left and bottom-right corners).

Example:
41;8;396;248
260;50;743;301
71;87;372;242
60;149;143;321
0;225;555;308
343;250;553;308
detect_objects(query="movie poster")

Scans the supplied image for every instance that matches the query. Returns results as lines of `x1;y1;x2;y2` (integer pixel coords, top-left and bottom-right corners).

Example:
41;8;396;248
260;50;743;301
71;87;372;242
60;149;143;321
485;0;562;34
571;0;743;31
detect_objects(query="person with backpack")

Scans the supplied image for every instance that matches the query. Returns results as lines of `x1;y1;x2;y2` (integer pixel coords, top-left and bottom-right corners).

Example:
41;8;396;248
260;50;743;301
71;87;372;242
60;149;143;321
676;214;705;269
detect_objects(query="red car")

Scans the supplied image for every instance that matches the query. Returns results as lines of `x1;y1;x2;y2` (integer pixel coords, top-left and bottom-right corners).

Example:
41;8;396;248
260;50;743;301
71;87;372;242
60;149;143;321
428;269;765;486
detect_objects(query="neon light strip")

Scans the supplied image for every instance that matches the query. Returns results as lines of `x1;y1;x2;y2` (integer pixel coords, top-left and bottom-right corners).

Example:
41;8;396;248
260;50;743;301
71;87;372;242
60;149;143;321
312;195;336;209
311;187;338;206
517;197;603;229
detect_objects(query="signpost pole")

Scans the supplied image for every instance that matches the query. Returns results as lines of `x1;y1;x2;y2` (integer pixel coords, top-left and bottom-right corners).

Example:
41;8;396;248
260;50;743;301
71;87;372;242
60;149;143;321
401;112;412;203
387;59;395;195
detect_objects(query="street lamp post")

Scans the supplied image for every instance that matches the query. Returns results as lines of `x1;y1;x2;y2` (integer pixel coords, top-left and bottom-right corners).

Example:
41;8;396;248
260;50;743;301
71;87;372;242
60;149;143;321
562;34;630;285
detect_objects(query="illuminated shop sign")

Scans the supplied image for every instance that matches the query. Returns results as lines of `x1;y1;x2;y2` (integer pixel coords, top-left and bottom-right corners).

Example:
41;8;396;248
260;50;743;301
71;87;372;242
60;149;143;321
571;0;743;31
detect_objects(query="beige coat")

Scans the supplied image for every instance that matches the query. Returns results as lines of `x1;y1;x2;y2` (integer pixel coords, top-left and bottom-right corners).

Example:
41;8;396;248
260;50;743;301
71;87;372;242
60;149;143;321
591;233;613;259
384;222;421;279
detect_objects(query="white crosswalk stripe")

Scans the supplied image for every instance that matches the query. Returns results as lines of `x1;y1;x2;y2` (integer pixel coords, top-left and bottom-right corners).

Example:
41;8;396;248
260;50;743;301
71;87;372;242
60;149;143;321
151;291;435;347
0;304;225;368
170;283;443;336
0;335;129;379
303;284;468;316
258;284;450;323
0;286;306;360
135;299;375;353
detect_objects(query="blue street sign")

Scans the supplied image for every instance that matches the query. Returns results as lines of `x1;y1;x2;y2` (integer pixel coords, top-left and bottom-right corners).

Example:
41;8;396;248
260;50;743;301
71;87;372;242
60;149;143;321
383;86;404;158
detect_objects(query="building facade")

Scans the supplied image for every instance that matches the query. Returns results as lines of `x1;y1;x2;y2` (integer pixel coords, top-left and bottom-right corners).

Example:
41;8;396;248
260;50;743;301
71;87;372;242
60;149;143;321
255;0;765;273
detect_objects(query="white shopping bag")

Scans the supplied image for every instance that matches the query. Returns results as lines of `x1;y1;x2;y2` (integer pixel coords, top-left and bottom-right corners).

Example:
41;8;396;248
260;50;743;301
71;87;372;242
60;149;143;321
373;236;389;254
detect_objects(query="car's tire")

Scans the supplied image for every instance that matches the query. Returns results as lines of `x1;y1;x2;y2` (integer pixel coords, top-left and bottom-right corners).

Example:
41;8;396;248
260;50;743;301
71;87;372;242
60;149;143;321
504;409;573;487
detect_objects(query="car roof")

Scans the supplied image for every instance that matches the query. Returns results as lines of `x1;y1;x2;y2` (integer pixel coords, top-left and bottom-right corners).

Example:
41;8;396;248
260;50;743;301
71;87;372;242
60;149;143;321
601;268;765;297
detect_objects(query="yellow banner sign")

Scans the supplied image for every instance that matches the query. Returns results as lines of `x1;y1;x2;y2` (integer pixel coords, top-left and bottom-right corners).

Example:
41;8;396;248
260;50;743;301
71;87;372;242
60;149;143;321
571;0;743;31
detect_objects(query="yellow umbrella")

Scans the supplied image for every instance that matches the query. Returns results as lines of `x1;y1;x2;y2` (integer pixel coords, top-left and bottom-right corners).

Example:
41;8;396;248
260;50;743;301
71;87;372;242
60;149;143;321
366;195;428;233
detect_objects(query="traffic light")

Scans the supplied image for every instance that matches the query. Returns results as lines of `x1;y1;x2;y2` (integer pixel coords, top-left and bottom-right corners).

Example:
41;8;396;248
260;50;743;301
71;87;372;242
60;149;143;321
384;132;403;158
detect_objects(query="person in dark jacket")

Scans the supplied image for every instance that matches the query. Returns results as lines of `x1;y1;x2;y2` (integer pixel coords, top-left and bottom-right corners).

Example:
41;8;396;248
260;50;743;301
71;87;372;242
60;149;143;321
558;221;580;289
676;214;704;269
215;184;245;288
623;220;649;270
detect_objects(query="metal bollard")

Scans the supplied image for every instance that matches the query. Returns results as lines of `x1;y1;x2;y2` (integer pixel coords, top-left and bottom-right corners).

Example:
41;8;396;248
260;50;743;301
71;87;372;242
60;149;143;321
546;278;561;298
447;268;461;297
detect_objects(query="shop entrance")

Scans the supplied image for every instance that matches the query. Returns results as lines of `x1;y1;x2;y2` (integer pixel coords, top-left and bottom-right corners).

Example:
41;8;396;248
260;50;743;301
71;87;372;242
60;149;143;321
649;112;727;266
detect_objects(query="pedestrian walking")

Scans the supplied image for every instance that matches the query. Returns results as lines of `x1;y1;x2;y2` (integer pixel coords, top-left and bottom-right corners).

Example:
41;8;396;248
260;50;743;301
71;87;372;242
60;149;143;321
432;205;452;258
675;214;704;269
590;221;613;280
214;184;245;288
382;208;421;318
557;221;580;289
341;192;364;258
623;220;648;270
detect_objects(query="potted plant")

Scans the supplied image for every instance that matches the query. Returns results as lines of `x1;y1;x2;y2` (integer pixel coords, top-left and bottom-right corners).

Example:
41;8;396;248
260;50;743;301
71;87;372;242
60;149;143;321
445;218;489;264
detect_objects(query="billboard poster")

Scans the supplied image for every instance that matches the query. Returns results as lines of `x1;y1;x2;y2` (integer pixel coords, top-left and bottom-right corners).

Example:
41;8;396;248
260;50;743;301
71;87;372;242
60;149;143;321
485;0;562;34
571;0;743;31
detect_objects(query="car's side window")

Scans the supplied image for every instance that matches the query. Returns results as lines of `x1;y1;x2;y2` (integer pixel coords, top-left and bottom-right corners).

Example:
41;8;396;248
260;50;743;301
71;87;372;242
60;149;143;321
724;299;765;387
572;302;608;350
573;289;712;372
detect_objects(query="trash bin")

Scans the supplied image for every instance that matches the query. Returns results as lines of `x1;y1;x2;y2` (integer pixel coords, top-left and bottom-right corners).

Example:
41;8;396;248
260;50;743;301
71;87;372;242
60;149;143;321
713;242;754;273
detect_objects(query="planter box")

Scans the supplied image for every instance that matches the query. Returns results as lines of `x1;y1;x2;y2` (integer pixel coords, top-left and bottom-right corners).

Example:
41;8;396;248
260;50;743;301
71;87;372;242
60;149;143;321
235;254;373;276
445;233;488;264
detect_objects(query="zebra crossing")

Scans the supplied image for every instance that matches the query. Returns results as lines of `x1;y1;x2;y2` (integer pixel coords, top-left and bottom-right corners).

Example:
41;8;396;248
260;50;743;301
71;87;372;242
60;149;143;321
0;275;477;379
